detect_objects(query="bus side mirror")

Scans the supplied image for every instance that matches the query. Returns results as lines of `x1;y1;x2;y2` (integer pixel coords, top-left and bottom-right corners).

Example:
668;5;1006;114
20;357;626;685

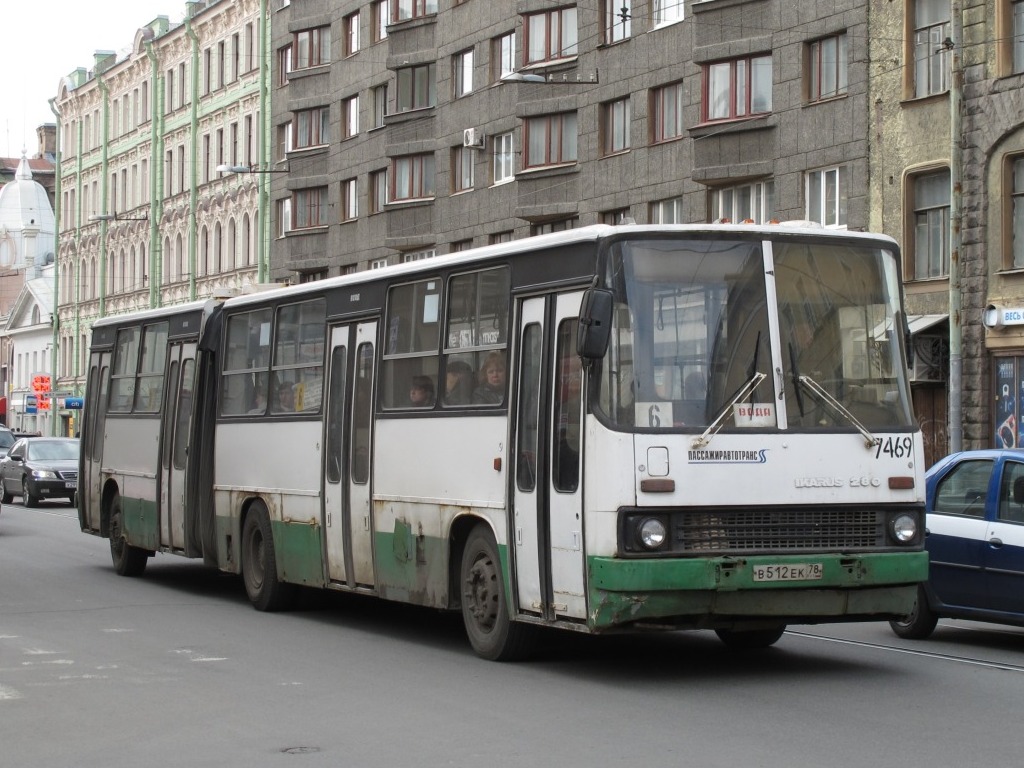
578;288;613;360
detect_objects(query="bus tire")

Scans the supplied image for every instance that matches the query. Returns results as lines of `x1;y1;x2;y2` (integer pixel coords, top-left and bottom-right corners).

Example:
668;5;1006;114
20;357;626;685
109;494;148;577
888;585;938;640
715;626;786;650
459;524;533;661
241;504;295;612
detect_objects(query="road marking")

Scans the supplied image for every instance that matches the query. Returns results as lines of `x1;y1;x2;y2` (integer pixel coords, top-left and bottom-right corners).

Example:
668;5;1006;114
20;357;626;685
0;685;24;700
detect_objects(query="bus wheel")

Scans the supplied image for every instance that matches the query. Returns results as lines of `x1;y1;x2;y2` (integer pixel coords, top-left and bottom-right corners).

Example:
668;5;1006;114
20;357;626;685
460;525;533;661
241;504;295;612
888;585;938;640
109;494;148;577
715;626;786;650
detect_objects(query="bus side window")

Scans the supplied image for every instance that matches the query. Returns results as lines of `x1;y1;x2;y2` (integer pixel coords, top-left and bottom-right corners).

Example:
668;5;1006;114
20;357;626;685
553;319;581;493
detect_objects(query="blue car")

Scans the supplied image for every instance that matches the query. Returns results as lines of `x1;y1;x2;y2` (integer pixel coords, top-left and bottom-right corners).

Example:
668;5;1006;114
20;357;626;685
890;449;1024;638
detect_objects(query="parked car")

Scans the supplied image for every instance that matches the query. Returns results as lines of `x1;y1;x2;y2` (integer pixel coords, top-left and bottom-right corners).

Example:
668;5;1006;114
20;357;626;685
890;448;1024;639
0;426;15;459
0;437;80;507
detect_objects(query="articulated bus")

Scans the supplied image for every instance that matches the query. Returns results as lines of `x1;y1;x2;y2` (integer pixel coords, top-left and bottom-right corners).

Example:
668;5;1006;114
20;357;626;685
79;224;928;659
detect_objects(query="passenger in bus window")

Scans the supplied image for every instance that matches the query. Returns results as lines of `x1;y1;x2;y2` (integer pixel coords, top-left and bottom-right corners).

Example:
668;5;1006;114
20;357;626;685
444;360;474;405
248;386;267;415
473;352;506;404
274;382;296;413
409;376;435;407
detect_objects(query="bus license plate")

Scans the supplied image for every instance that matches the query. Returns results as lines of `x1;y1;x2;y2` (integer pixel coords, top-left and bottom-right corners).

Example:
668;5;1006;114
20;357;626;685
752;563;823;582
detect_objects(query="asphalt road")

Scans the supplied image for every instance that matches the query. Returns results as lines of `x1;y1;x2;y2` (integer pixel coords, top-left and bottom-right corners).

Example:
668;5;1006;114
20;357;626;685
3;501;1023;768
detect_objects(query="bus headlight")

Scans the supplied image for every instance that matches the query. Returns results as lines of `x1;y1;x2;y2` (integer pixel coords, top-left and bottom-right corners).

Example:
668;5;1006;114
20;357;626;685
637;517;668;550
890;513;918;543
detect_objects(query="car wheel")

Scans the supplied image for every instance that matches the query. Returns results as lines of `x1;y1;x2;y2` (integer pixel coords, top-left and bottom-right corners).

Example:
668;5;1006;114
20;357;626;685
23;476;39;507
888;584;939;640
0;476;12;504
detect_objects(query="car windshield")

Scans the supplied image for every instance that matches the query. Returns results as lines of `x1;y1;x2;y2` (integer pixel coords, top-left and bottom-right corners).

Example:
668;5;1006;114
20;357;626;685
0;432;14;449
27;441;80;461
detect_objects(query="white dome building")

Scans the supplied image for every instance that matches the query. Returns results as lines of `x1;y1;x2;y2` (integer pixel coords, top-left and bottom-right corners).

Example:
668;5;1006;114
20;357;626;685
0;153;56;273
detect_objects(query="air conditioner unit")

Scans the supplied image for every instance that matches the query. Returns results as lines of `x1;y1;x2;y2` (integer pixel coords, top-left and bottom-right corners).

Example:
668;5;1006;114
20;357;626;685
463;128;485;149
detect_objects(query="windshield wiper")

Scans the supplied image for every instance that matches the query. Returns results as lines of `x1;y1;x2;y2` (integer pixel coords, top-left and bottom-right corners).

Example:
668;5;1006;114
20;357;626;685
691;371;767;449
794;374;879;449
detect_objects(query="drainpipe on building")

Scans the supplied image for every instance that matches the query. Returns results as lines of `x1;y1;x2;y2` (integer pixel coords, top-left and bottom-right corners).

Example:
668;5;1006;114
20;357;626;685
185;20;200;302
96;76;110;319
145;40;164;308
48;98;62;436
948;4;963;453
258;0;270;284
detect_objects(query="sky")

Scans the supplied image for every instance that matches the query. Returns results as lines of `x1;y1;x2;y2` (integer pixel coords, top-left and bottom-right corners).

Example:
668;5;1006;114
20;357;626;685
1;0;183;158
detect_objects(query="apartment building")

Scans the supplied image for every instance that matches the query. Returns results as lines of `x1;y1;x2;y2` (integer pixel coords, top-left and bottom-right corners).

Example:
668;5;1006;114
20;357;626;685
52;0;267;404
269;0;873;281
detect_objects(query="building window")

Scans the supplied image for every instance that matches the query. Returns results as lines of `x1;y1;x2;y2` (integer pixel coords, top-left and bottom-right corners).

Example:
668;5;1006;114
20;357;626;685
343;178;359;221
453;146;475;192
454;48;474;98
1010;156;1024;269
396;63;436;112
345;12;360;56
709;180;775;224
277;198;292;237
650;197;684;224
373;84;388;127
524;113;578;168
806;166;848;229
601;97;630;156
451;240;473;252
373;0;389;42
278;121;293;158
392;154;435;200
524;7;578;65
370;169;388;213
703;55;772;122
490;231;513;244
808;33;847;101
653;0;684;26
293;106;330;150
343;95;360;138
910;168;950;279
293;187;328;229
652;82;685;142
402;249;436;262
293;27;331;69
493;132;514;183
601;209;631;225
493;31;515;81
531;218;579;236
393;0;438;23
604;0;631;43
913;0;950;97
278;45;292;85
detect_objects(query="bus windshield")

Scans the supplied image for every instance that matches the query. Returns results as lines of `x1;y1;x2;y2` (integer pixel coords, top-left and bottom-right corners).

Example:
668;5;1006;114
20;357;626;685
594;235;915;432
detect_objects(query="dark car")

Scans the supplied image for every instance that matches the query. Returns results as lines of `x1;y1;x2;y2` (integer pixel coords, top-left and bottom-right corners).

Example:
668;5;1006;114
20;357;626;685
0;437;80;507
0;426;15;459
890;449;1024;639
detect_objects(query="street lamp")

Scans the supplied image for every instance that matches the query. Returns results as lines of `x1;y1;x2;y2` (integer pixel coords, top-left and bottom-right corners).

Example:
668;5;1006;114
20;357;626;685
89;211;149;222
500;69;599;84
216;163;289;174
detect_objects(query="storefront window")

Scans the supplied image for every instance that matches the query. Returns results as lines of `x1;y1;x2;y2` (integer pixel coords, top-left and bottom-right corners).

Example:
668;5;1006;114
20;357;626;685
994;356;1024;447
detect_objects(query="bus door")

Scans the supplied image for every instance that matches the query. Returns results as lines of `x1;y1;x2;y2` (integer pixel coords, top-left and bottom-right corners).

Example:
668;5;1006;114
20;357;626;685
513;292;586;621
80;351;111;532
323;321;377;588
159;342;196;551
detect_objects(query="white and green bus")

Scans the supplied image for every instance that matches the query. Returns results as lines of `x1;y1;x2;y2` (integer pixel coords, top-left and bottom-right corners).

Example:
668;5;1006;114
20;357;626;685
79;223;928;659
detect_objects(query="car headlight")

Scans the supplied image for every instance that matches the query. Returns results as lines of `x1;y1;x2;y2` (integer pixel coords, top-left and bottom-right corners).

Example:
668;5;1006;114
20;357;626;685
891;513;918;543
32;470;58;480
637;517;668;550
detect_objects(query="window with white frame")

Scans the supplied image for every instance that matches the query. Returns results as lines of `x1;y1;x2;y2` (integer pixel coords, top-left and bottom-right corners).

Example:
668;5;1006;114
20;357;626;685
277;198;292;236
343;178;359;221
493;31;515;81
392;153;435;200
525;113;578;168
396;63;436;112
525;7;578;65
650;197;684;223
293;106;330;150
709;180;776;224
652;82;684;142
911;168;950;278
703;55;772;122
601;97;630;155
371;257;389;269
1010;156;1024;268
370;169;388;213
806;166;847;228
493;132;514;183
913;0;951;97
604;0;631;43
373;84;388;127
373;0;389;42
402;249;436;262
653;0;684;26
343;95;360;138
345;12;360;56
293;187;328;229
453;146;474;192
531;218;579;235
293;26;331;69
808;33;848;101
454;48;474;98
